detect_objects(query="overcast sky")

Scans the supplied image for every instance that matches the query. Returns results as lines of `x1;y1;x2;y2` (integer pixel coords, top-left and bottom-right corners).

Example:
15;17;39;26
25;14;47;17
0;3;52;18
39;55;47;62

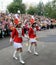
0;0;53;11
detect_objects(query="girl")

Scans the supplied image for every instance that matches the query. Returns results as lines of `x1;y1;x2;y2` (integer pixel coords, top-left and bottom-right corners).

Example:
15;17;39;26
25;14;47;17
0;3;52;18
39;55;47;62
10;22;25;64
28;23;38;55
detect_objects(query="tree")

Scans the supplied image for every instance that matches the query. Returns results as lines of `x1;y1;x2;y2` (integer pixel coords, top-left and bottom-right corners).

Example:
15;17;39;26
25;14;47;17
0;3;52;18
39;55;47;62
7;2;18;13
27;2;44;15
44;2;52;17
27;6;37;15
51;0;56;18
7;0;26;14
14;0;22;4
36;2;44;16
44;0;56;19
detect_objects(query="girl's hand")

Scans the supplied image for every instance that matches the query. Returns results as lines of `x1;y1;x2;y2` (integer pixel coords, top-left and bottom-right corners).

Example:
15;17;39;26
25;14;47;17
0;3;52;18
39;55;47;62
10;38;13;45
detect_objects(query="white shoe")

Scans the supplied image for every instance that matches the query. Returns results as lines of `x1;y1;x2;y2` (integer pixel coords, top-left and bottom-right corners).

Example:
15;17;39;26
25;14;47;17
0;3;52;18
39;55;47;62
13;56;18;60
20;60;25;64
34;52;38;55
28;50;32;53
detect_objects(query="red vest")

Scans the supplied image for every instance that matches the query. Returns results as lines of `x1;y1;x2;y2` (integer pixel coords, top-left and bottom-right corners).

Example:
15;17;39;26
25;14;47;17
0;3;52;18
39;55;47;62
28;27;36;38
11;28;24;43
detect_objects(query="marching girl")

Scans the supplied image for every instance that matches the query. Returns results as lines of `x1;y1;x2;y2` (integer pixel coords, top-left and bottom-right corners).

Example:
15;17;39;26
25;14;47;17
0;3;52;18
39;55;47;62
28;23;38;55
10;22;25;64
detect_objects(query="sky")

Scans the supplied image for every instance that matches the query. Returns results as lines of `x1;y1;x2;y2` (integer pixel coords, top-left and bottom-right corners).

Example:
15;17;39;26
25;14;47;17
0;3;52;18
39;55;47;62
0;0;53;11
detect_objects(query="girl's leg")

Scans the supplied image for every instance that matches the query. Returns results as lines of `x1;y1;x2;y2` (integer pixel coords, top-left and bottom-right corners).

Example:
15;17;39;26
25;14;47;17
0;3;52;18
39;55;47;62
13;49;18;60
28;43;32;53
19;48;25;64
33;43;38;55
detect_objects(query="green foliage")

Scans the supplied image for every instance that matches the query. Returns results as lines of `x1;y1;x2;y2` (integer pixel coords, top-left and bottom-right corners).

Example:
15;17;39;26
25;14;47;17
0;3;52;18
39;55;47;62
14;0;22;4
7;0;26;14
36;2;44;15
27;2;44;15
7;0;56;19
27;0;56;19
44;2;52;17
44;0;56;19
27;6;37;15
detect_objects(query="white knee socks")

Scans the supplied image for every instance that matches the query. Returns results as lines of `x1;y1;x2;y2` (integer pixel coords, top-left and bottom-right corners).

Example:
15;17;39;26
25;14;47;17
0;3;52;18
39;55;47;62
19;52;25;64
34;46;38;55
28;43;31;53
13;50;18;60
13;50;25;64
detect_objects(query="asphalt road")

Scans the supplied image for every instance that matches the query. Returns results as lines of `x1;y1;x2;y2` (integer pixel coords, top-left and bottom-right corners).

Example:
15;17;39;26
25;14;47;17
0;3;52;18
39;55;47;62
0;29;56;65
0;29;56;50
0;37;10;50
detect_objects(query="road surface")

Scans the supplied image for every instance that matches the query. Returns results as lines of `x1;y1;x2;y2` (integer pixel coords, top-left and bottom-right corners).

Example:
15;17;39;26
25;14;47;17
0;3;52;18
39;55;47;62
0;29;56;65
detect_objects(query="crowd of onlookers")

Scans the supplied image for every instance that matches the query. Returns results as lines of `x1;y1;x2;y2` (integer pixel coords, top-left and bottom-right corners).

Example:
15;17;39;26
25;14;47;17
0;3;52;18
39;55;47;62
0;13;56;38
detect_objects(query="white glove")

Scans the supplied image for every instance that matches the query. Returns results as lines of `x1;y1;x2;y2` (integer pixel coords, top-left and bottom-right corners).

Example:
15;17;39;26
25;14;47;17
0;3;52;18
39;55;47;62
10;38;13;45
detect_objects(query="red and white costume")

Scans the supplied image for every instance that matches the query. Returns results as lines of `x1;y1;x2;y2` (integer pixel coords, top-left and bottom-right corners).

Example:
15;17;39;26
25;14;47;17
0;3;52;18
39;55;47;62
10;27;24;48
28;27;37;43
14;14;20;25
30;16;35;24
